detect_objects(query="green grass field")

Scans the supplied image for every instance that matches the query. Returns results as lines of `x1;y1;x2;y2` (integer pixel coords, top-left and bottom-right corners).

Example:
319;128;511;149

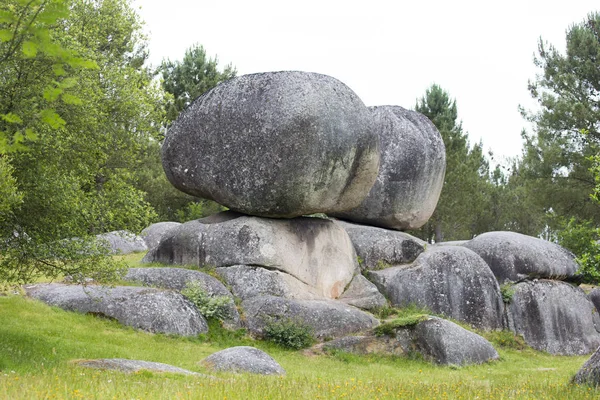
1;253;599;399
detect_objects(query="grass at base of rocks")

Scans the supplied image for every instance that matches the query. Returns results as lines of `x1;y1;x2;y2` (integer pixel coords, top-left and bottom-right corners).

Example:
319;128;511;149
1;294;597;399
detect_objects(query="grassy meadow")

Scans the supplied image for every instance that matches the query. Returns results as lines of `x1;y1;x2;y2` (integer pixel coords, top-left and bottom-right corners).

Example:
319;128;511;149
0;253;598;399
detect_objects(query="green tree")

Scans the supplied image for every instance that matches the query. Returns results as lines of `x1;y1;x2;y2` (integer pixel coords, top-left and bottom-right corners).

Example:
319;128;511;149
520;12;600;231
410;84;491;243
0;0;162;284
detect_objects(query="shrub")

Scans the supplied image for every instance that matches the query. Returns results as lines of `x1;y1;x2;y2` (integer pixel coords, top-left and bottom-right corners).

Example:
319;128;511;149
374;314;429;336
181;281;232;321
500;284;515;304
263;318;315;350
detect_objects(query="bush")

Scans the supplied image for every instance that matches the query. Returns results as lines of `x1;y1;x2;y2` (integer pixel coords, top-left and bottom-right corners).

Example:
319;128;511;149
181;281;232;321
263;318;315;350
555;218;600;284
500;284;515;304
374;314;429;336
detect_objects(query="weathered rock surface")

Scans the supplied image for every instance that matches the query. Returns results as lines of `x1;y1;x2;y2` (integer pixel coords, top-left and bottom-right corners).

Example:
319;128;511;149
507;280;600;355
124;267;241;328
411;317;499;365
140;222;181;250
200;346;285;375
74;358;207;376
338;274;387;310
321;316;498;366
162;71;380;218
25;283;207;336
331;106;445;230
215;265;322;301
145;213;359;298
572;346;600;386
333;219;425;270
96;230;147;255
369;246;505;330
462;231;579;284
588;288;600;314
242;295;378;340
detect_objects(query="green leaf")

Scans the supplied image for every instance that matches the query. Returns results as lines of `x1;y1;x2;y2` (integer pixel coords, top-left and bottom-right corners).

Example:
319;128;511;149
0;10;14;24
40;109;66;129
59;77;78;89
61;93;82;105
1;113;23;124
0;29;13;42
13;131;24;143
52;64;66;76
24;128;38;141
22;41;38;58
68;57;99;70
43;86;62;102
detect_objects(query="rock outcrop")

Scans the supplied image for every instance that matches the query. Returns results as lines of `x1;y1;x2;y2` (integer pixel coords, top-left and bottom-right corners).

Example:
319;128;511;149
331;106;445;230
140;222;181;250
25;283;207;336
572;346;600;386
333;219;425;270
162;71;380;218
462;231;579;284
74;359;208;376
96;230;147;255
338;274;387;310
506;280;600;355
369;246;504;330
200;346;285;375
145;212;359;299
242;295;378;340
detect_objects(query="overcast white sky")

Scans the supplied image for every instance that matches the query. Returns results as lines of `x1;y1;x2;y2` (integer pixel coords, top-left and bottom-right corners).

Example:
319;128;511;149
133;0;598;163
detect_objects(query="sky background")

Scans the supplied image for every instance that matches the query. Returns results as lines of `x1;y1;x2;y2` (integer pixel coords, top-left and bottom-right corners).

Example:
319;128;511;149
133;0;599;163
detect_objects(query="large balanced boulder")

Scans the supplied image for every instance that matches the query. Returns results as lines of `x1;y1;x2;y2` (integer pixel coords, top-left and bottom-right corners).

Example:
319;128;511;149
124;267;241;328
462;231;579;284
506;280;600;355
216;265;323;301
572;347;600;386
25;283;207;336
331;106;445;230
200;347;285;375
242;295;378;340
96;230;147;255
162;71;380;218
369;246;505;330
145;212;359;298
140;222;181;250
333;219;425;270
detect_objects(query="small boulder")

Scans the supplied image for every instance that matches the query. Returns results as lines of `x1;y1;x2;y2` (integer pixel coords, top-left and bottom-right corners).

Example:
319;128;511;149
572;347;600;386
200;346;285;375
338;274;387;310
124;267;241;328
25;283;207;336
331;106;445;230
216;265;322;301
462;231;579;284
589;288;600;313
74;359;207;376
146;213;359;299
242;295;378;340
140;222;181;250
333;219;425;270
369;246;505;330
506;280;600;355
96;230;147;255
162;71;380;218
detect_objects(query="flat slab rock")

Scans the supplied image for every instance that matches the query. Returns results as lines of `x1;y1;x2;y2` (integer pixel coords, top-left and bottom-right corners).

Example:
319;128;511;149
332;105;445;230
333;219;425;270
96;230;147;255
200;346;285;375
462;231;579;284
507;280;600;355
124;267;241;328
145;212;358;299
162;70;380;218
73;358;209;376
322;316;498;366
572;347;600;386
369;246;505;330
25;283;207;336
242;295;379;340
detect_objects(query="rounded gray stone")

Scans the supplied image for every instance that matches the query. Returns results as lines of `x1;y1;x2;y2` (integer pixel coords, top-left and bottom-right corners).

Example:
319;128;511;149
573;347;600;386
331;106;445;230
74;358;209;376
369;246;505;330
140;222;182;250
96;230;147;255
162;71;380;218
462;231;579;284
507;280;600;355
25;283;207;336
201;346;285;375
